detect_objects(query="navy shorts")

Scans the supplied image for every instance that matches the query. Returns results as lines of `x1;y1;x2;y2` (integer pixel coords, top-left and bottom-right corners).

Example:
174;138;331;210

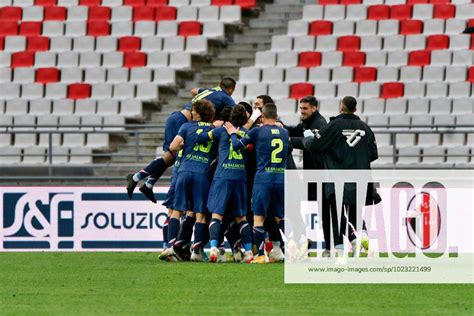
252;183;284;219
163;111;188;152
207;179;247;217
173;171;210;214
162;167;178;209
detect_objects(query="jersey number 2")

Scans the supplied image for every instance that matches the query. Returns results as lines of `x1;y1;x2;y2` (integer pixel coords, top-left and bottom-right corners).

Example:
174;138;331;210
271;139;283;163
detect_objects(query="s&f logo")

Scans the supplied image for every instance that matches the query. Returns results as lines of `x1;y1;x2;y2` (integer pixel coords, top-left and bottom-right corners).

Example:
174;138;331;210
342;129;365;147
405;192;441;250
2;192;75;249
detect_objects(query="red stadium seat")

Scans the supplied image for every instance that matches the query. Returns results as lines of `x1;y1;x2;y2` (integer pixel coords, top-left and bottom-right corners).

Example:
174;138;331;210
179;21;201;36
123;52;147;68
471;35;474;50
290;83;314;99
35;0;58;6
343;52;365;66
354;67;377;83
211;0;233;5
88;6;111;21
298;52;322;68
426;35;449;50
433;4;455;19
68;83;91;99
44;6;67;21
155;6;177;21
87;21;111;36
340;0;362;4
390;5;412;20
468;19;474;28
318;0;339;4
147;0;168;6
36;68;60;84
338;36;360;51
11;52;35;68
430;0;450;3
80;0;101;6
0;21;18;36
0;6;22;21
124;0;146;6
309;21;333;36
381;82;404;99
27;36;50;52
468;67;474;83
408;50;431;66
119;36;141;52
19;22;42;36
367;5;390;20
400;20;423;35
0;37;4;50
133;7;155;21
235;0;257;10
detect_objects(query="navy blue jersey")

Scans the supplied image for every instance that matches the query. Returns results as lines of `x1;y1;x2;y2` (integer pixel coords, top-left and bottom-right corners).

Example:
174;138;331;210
197;126;247;181
183;87;236;116
177;121;216;175
231;125;289;184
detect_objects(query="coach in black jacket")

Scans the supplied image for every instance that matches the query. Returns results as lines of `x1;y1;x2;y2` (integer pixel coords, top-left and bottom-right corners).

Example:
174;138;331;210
286;96;327;170
302;96;378;251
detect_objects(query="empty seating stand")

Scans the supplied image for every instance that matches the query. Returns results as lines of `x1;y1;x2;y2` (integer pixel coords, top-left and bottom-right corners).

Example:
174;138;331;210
236;0;473;167
0;0;247;164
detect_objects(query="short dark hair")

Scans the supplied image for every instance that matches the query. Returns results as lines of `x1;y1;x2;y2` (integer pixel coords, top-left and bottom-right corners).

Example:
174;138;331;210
262;103;278;120
220;106;232;122
219;77;236;90
238;101;252;116
256;95;274;106
342;96;357;112
230;105;248;127
192;99;215;123
299;96;318;107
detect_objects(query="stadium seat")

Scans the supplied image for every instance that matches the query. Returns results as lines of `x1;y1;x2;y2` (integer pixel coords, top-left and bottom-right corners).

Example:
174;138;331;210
433;4;455;19
302;5;323;21
408;50;430;66
11;51;34;68
293;36;315;52
178;21;201;36
426;35;449;50
354;67;376;83
68;83;91;99
309;20;333;36
400;20;423;35
89;6;111;21
36;67;59;83
155;6;177;21
367;5;390;20
88;21;111;36
290;83;314;99
337;35;360;51
381;82;404;99
298;52;322;68
308;67;331;83
19;21;42;36
342;51;365;67
43;6;66;21
468;67;474;83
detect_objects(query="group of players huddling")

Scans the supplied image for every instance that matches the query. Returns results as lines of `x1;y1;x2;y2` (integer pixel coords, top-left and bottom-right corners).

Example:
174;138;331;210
126;77;294;263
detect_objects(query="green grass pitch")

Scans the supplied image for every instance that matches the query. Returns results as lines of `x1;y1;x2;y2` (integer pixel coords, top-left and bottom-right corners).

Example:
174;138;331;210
0;253;472;315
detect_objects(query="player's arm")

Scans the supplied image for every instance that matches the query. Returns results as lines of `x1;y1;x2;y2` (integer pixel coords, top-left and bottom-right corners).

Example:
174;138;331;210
243;108;262;130
224;122;255;150
169;135;184;152
302;123;338;153
196;127;220;144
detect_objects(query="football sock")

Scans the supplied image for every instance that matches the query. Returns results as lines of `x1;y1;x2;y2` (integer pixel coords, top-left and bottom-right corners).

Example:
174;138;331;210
238;221;252;252
209;218;222;249
224;221;240;251
144;157;168;182
132;170;149;182
277;220;285;251
167;218;180;246
162;216;170;248
175;215;195;249
253;226;266;256
145;177;156;189
193;222;206;254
